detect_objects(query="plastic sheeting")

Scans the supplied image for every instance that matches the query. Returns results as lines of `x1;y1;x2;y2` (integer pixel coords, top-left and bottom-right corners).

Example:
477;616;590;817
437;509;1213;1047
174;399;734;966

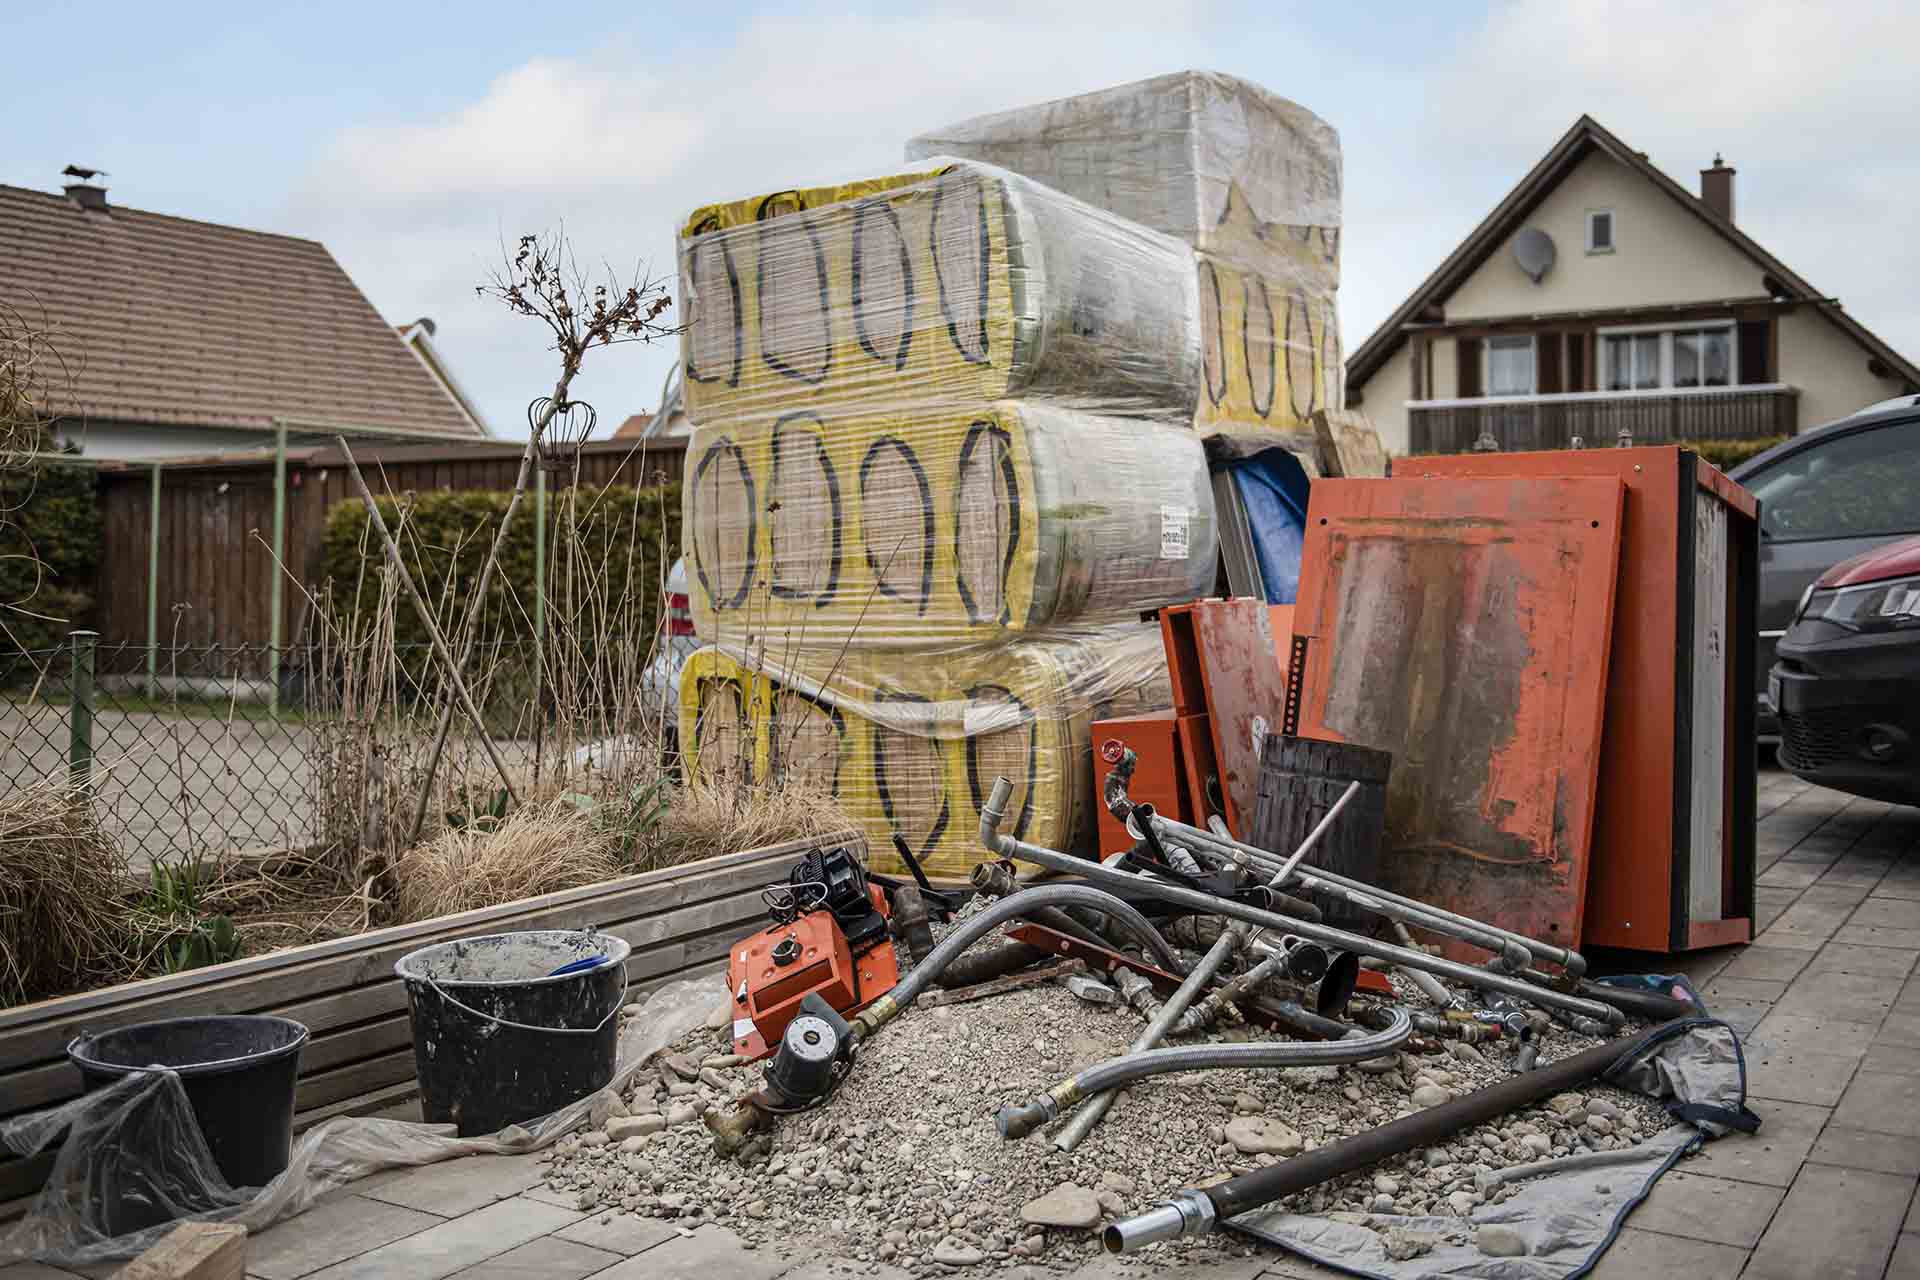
679;162;1203;424
1230;1019;1755;1280
679;623;1173;878
0;978;727;1268
685;402;1216;647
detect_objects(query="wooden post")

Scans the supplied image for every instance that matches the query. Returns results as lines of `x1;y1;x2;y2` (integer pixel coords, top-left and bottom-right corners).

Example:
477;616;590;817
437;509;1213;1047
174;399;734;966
113;1220;246;1279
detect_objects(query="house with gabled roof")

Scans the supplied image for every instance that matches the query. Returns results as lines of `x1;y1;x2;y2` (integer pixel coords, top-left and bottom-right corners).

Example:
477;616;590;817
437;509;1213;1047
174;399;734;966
0;174;490;459
1346;116;1920;456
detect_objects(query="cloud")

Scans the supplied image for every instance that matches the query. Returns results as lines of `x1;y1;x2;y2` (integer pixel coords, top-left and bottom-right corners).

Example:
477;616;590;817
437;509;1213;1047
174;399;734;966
286;3;1242;437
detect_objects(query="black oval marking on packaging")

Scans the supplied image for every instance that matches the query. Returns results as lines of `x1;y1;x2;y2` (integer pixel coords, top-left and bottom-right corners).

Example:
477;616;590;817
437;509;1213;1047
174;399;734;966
683;215;742;388
1244;274;1277;419
851;199;915;371
771;688;847;794
1286;289;1319;423
872;688;951;864
1199;259;1228;408
755;193;833;385
767;411;843;607
931;177;991;366
858;436;935;615
953;421;1020;627
689;436;757;612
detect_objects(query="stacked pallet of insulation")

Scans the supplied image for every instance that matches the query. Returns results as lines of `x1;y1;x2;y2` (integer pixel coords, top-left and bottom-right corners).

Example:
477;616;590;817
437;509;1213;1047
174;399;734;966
677;624;1172;878
908;71;1344;435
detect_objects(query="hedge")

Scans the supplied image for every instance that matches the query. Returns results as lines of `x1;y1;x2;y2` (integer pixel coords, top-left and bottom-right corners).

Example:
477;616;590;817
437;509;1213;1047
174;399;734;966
0;462;101;652
319;482;681;658
1680;437;1784;472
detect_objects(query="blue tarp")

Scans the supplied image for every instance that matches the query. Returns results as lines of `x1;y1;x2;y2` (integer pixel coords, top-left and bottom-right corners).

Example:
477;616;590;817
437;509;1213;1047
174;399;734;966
1223;448;1312;604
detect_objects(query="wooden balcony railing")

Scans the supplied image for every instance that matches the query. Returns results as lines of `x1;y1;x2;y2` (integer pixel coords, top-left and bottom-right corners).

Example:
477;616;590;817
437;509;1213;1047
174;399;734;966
1408;384;1798;454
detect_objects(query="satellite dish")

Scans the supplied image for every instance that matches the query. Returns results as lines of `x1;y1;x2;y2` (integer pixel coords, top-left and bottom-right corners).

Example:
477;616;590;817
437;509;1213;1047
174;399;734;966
1513;228;1556;284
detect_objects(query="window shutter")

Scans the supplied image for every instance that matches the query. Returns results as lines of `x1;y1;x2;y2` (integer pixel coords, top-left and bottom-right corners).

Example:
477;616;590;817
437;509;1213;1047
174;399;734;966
1456;337;1482;398
1566;332;1587;391
1737;320;1769;384
1536;333;1562;394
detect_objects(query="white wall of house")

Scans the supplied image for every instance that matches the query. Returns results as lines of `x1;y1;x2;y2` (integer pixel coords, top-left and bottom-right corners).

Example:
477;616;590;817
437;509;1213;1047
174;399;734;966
50;421;272;461
1363;343;1416;454
1777;307;1910;431
1447;152;1765;320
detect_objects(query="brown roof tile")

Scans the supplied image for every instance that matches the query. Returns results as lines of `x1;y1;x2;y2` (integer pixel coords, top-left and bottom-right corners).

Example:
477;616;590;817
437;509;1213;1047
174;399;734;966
0;185;485;438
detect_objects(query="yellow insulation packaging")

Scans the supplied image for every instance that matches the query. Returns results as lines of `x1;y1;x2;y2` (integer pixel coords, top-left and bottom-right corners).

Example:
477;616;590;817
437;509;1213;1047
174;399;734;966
683;401;1216;647
679;162;1203;423
679;624;1172;879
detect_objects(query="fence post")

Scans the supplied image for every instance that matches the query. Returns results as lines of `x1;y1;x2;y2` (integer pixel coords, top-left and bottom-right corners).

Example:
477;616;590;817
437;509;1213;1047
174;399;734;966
147;463;161;699
269;422;288;715
534;464;547;675
69;630;97;788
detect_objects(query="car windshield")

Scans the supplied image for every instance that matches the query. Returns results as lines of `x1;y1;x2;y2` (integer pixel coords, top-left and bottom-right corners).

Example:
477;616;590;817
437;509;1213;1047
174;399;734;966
1745;420;1920;541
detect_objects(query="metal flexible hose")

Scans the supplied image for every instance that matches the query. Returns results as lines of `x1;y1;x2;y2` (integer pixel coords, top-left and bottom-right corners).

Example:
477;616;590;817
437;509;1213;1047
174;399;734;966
997;1006;1413;1138
849;884;1182;1045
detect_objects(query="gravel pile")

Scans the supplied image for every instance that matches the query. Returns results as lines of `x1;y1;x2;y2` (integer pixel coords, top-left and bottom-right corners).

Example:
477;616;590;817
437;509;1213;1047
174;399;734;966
540;957;1671;1275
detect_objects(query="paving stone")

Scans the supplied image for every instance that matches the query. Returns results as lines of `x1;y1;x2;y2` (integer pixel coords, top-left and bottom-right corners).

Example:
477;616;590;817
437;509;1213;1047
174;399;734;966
552;1211;680;1254
1835;1072;1920;1138
1877;1014;1920;1048
1703;977;1788;1004
1758;897;1858;946
1818;862;1892;890
1743;1162;1913;1280
1703;996;1771;1036
1862;1044;1920;1076
583;1227;793;1279
1873;874;1920;902
1748;1011;1877;1058
300;1195;583;1280
248;1194;443;1279
448;1236;621;1280
1585;1226;1747;1280
1756;901;1790;932
1810;1127;1920;1177
1811;943;1920;979
1772;966;1903;1024
1685;1098;1827;1187
1803;882;1876;904
1852;898;1920;930
1718;946;1814;983
1627;1170;1784;1248
0;1266;90;1280
1746;1045;1863;1106
1835;925;1920;950
517;1182;583;1209
354;1154;548;1217
1890;1234;1920;1280
1757;862;1829;890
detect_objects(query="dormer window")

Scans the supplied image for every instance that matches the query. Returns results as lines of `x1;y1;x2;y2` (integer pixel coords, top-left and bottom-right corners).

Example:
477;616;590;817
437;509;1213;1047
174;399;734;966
1586;210;1615;254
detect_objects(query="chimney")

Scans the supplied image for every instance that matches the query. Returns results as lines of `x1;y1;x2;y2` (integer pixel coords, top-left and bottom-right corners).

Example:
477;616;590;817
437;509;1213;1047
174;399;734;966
64;184;108;212
1700;153;1735;223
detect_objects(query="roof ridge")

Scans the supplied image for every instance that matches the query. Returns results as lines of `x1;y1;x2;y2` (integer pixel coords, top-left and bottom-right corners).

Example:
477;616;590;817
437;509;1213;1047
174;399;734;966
0;183;327;248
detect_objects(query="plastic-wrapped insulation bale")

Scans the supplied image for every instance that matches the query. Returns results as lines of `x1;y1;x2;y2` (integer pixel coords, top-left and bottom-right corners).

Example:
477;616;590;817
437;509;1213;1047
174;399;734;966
678;162;1203;423
1197;253;1344;432
677;625;1172;878
683;402;1216;647
906;70;1341;280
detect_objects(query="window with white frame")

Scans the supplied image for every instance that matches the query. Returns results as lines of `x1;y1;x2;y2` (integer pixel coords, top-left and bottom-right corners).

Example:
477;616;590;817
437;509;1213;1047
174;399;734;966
1486;335;1536;397
1602;323;1736;392
1587;210;1615;253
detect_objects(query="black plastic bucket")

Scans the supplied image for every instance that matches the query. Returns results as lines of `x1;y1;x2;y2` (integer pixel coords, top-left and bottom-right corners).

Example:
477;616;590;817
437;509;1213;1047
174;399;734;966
68;1014;308;1228
1250;735;1394;930
395;930;630;1136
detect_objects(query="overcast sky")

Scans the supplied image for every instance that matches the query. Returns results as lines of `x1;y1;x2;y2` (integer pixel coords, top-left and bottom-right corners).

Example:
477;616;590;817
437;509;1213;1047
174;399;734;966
8;1;1916;437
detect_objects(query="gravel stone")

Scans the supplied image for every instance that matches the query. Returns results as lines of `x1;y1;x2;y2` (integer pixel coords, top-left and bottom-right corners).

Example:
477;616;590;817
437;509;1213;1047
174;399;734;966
1410;1085;1449;1108
1020;1182;1101;1228
1478;1225;1527;1257
932;1239;986;1266
607;1115;666;1141
1225;1116;1304;1156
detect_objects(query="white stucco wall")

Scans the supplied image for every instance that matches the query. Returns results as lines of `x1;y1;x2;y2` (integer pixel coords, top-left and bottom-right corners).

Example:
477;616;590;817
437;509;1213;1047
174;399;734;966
49;421;273;460
1363;343;1414;455
1446;151;1766;320
1777;307;1910;430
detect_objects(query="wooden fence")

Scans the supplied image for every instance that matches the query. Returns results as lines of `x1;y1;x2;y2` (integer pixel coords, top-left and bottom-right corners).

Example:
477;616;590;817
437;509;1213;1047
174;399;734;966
90;436;687;657
0;828;849;1223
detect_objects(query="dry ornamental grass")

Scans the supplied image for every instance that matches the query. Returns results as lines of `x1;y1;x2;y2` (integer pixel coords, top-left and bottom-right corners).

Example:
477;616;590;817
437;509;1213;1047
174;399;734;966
0;780;136;1006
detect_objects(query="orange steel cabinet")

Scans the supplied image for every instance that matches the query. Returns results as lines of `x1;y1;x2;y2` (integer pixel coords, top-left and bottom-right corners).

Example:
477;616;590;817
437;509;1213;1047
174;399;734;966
1091;710;1188;855
1291;476;1626;952
1159;599;1290;836
1409;449;1758;952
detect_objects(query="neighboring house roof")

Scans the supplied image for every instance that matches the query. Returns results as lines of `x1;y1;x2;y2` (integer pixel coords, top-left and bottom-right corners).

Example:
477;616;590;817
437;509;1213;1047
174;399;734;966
612;412;653;440
1347;115;1920;392
396;317;491;436
0;183;486;440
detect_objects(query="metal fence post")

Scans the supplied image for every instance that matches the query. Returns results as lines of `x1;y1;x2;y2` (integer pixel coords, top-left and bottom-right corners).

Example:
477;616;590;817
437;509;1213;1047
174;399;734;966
534;464;547;677
68;630;97;788
269;422;288;715
147;463;161;699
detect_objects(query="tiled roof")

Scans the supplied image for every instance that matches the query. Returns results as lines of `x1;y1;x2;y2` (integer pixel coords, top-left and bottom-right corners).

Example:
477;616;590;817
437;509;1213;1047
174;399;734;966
0;185;484;438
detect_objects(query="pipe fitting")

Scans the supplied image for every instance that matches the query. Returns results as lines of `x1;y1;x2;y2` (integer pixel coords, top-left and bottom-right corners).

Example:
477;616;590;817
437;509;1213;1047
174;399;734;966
1104;1188;1216;1254
995;1096;1059;1140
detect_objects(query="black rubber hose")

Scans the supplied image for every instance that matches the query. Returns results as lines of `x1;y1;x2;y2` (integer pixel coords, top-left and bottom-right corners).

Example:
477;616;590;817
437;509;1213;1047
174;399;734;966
1103;1020;1683;1252
969;863;1182;963
935;940;1051;987
891;885;935;964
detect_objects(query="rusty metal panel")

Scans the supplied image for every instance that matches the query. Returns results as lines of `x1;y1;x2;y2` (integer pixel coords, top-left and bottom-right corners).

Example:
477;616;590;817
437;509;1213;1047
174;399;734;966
1292;476;1625;950
1160;599;1289;835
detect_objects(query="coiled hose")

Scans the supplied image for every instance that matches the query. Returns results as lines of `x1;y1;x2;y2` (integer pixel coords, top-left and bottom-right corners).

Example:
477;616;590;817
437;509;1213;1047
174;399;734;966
997;1006;1415;1138
849;884;1184;1046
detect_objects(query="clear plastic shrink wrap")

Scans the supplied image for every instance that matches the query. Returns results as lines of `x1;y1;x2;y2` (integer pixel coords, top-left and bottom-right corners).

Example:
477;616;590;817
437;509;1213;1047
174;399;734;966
677;623;1173;879
907;71;1344;433
684;401;1217;647
678;162;1203;423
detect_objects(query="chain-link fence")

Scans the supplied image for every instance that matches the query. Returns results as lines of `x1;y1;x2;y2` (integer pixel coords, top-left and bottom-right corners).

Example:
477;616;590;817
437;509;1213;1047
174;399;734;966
1;635;320;866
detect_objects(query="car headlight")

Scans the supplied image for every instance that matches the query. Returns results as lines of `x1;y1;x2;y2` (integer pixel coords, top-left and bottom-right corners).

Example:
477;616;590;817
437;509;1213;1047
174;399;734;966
1799;574;1920;632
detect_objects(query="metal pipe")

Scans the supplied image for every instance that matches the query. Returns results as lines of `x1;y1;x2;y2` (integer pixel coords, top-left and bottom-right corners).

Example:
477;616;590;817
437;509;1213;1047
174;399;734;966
1000;1007;1414;1140
1268;780;1362;888
1104;1021;1682;1252
850;884;1182;1045
981;778;1622;1028
1051;924;1245;1152
1156;814;1553;976
1389;920;1464;1010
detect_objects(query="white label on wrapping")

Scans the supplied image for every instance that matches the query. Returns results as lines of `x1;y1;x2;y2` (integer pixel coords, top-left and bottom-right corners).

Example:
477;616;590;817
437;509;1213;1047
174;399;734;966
1160;504;1190;560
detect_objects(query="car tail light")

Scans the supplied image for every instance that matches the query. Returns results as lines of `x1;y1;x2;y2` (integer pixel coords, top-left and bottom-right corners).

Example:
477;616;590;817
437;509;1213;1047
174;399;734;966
664;592;695;637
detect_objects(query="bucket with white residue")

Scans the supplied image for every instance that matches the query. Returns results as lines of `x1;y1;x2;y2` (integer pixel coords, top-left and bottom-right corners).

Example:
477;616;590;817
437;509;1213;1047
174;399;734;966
394;930;629;1135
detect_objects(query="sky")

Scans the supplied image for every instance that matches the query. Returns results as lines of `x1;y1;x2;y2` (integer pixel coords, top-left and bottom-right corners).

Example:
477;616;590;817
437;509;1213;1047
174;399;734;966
7;1;1918;438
